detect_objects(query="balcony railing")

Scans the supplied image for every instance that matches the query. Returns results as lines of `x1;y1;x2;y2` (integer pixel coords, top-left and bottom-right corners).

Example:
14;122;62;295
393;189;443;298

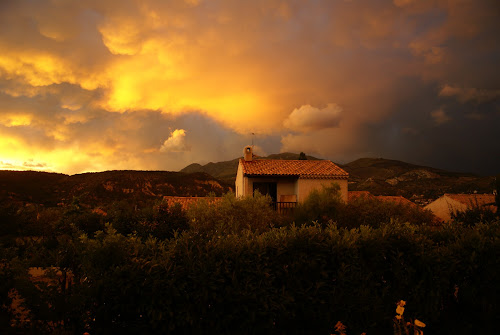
272;201;297;215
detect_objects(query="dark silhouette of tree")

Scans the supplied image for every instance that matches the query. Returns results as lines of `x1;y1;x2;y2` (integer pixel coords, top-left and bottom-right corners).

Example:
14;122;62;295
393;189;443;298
298;152;307;160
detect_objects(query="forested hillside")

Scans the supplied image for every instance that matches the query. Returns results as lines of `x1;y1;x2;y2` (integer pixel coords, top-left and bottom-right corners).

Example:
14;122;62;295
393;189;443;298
0;170;231;207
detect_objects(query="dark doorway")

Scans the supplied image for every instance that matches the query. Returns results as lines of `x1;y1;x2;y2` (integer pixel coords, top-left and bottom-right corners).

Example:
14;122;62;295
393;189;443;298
253;182;277;202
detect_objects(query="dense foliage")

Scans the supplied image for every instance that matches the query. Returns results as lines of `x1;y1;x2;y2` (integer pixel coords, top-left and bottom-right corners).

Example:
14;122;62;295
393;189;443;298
1;191;499;334
294;184;437;228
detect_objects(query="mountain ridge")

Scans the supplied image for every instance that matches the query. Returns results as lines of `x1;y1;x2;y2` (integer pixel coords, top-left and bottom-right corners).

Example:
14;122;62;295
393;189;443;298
180;154;495;203
0;155;495;209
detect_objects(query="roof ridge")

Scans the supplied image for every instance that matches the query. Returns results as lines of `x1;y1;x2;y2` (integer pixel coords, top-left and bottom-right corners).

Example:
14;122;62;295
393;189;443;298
240;158;348;177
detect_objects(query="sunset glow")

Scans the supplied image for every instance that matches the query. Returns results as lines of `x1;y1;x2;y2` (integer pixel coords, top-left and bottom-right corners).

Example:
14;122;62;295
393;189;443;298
0;0;498;175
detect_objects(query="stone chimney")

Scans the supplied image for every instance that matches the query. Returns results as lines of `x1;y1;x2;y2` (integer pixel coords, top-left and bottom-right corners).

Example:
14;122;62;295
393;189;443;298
243;146;253;161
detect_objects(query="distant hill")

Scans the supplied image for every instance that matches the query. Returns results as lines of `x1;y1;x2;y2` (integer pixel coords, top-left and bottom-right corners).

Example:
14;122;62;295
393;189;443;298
2;156;494;210
181;159;241;184
0;170;231;208
341;158;495;204
180;152;320;184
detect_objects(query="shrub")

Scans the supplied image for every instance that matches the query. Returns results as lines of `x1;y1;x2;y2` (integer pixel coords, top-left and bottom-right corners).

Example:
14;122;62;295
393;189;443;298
294;185;435;228
451;205;498;226
337;196;436;229
293;183;343;225
186;192;283;235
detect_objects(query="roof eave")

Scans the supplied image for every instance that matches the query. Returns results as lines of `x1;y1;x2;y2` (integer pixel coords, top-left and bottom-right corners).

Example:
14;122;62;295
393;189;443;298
243;173;349;179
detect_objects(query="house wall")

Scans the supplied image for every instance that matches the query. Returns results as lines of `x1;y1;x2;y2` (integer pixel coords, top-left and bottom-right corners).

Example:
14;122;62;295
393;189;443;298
297;178;348;203
424;196;466;222
242;176;298;200
240;176;348;203
235;163;244;197
277;179;296;200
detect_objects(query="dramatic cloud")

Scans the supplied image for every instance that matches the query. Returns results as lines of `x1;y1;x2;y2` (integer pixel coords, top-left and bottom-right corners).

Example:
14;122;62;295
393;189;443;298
0;0;498;175
160;129;189;153
284;104;342;132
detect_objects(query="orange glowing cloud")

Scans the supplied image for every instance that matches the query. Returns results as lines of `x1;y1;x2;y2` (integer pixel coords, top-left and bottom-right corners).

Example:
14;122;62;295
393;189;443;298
0;0;498;174
160;129;189;152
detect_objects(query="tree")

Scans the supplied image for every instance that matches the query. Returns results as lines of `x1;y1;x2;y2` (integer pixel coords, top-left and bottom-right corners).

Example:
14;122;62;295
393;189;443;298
298;152;307;160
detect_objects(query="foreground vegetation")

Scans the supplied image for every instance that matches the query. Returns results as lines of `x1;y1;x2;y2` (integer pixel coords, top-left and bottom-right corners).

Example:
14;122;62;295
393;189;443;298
1;190;499;334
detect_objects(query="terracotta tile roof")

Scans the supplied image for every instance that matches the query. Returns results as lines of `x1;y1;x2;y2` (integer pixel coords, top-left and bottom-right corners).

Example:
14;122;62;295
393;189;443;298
348;191;417;207
376;195;417;208
445;193;496;210
240;159;348;179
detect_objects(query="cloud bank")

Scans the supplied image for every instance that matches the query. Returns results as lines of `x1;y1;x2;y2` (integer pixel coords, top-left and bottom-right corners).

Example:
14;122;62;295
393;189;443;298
0;0;498;175
284;104;342;132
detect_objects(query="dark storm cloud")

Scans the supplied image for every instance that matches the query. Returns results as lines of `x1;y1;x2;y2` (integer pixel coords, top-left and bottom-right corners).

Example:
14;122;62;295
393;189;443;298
0;0;498;174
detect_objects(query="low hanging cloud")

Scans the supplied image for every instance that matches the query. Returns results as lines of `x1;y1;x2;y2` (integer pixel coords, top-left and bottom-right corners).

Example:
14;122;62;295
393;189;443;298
439;85;500;104
431;108;451;125
23;159;49;168
160;129;190;153
0;159;51;171
283;103;342;132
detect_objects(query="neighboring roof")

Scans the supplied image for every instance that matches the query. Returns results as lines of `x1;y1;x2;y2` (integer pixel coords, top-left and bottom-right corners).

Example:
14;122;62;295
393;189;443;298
348;191;417;207
376;195;417;208
240;159;348;179
444;193;496;207
424;193;497;222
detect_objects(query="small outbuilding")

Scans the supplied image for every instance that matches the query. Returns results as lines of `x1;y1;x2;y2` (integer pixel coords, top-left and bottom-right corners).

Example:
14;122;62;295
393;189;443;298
235;146;349;207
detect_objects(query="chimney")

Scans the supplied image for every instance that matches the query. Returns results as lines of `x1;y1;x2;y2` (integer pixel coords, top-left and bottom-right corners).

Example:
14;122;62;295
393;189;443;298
243;146;253;161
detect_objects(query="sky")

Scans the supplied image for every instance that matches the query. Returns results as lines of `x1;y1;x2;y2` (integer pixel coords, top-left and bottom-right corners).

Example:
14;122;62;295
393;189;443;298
0;0;499;176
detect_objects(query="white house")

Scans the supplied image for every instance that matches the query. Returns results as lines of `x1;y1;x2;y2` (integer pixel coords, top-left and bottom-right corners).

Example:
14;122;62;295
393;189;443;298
235;146;349;204
424;193;496;222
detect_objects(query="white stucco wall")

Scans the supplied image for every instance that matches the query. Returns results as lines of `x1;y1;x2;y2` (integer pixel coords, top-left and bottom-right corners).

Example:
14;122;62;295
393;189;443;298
277;178;296;200
235;162;244;197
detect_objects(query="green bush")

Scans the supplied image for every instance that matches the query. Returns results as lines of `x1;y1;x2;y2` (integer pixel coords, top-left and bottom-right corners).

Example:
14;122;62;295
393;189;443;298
5;192;500;334
337;195;436;229
451;205;498;226
186;192;284;235
295;186;436;228
293;183;343;225
8;221;500;334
